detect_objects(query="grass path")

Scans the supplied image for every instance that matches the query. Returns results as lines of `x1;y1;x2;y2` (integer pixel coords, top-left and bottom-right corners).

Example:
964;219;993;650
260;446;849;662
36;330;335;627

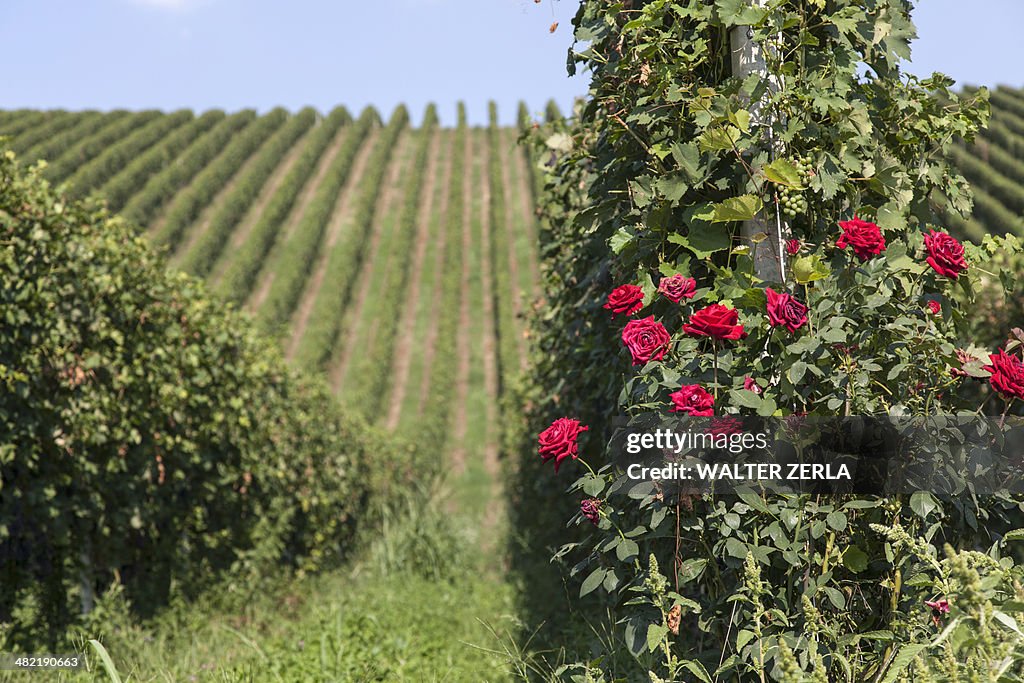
202;125;315;281
448;127;476;475
281;130;380;354
246;129;376;314
328;131;415;393
171;124;311;268
443;128;504;537
408;127;461;423
384;130;448;430
477;130;501;482
393;130;456;431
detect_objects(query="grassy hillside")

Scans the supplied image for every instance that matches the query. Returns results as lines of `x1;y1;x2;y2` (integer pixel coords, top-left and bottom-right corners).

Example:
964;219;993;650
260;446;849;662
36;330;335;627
0;104;541;457
935;87;1024;239
0;103;545;680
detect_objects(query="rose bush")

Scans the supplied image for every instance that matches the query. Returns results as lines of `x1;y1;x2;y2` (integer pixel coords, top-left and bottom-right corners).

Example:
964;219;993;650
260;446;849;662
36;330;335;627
509;1;1024;680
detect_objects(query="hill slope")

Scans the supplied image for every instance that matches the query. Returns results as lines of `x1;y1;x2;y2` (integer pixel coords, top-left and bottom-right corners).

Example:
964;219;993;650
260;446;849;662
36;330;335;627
1;103;546;678
0;104;541;472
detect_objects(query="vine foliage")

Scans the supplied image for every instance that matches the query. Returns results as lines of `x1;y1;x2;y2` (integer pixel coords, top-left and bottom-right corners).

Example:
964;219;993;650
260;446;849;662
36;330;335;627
511;0;1024;680
0;150;411;646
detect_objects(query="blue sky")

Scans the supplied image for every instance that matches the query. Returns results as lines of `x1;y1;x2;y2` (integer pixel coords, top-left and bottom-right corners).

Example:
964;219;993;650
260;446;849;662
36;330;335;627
0;0;1020;126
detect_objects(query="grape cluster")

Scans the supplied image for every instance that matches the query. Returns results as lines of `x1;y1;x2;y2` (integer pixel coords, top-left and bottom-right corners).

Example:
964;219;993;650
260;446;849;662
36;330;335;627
778;155;814;219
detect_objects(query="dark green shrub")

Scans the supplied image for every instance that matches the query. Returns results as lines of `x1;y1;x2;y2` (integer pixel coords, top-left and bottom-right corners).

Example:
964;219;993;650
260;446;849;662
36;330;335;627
0;149;404;645
508;1;1024;680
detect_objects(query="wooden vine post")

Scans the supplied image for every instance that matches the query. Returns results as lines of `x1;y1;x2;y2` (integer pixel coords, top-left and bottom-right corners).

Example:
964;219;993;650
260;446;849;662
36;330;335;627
730;0;788;283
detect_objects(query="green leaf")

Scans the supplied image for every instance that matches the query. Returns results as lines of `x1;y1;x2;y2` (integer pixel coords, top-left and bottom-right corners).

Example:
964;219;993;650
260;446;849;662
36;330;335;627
698;126;741;152
876;201;907;231
657;174;689;202
725;538;748;559
545;132;573;152
738;287;767;310
681;661;713;683
736;629;755;652
788;361;808;385
1003;529;1024;542
729;388;765;410
879;644;930;683
603;568;620;592
610;227;635;254
647;623;669;652
676;558;708;583
843;499;882;510
617;538;640;562
715;0;768;25
842;545;869;573
711;194;762;223
826;510;848;532
671;142;702;182
782;509;799;531
764;159;803;188
89;640;123;683
884;240;925;273
994;611;1023;637
580;568;606;597
755;396;777;417
671;206;733;258
814;154;845;200
791;254;831;284
581;474;606;497
821;586;846;610
829;6;860;35
910;491;939;520
730;109;751;133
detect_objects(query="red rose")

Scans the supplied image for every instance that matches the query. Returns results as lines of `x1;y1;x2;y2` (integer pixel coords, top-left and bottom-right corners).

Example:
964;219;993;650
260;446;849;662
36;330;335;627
837;217;886;261
984;350;1024;401
683;303;745;341
669;384;714;416
928;300;941;316
765;287;808;334
785;239;801;256
743;376;762;395
622;316;671;365
658;274;697;303
580;498;601;526
924;230;968;279
538;417;588;472
604;284;644;317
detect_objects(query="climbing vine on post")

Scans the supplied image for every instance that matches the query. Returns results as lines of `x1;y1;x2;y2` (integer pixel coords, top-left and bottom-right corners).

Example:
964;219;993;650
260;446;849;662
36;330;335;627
517;0;1024;680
